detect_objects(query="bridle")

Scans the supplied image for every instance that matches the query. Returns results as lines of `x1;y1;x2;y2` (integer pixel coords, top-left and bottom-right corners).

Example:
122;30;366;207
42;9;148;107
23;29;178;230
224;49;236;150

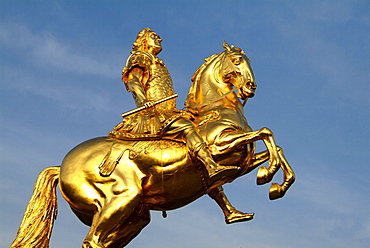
186;50;251;109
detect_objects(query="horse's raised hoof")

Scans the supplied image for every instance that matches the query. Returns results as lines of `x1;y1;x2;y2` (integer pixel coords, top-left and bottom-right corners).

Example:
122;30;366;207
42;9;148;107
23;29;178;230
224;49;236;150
269;183;285;200
226;210;254;224
256;166;271;185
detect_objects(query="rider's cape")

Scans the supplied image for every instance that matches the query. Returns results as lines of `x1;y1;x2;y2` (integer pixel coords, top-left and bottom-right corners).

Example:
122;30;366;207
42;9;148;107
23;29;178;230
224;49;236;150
109;51;191;140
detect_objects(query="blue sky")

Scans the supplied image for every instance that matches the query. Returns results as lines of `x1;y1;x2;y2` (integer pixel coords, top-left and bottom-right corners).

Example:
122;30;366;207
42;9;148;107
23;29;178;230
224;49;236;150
1;1;369;247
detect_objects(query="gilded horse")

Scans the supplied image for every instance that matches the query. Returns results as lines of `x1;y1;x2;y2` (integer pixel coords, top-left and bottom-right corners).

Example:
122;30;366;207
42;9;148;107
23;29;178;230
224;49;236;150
11;42;295;248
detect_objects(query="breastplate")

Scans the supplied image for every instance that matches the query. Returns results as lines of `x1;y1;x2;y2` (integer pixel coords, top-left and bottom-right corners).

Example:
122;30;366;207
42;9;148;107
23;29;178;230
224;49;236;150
146;61;176;111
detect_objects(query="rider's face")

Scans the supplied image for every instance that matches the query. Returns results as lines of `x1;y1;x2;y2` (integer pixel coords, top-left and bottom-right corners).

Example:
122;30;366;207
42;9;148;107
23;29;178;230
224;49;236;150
146;32;162;54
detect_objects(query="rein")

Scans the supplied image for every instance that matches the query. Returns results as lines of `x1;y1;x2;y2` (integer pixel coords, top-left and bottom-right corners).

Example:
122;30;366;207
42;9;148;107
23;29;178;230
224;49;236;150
186;88;238;109
186;49;249;109
186;80;248;109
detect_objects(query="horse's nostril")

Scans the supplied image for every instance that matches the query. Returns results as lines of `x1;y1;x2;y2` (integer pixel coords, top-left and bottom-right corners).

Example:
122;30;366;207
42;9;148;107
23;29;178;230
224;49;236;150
248;81;256;89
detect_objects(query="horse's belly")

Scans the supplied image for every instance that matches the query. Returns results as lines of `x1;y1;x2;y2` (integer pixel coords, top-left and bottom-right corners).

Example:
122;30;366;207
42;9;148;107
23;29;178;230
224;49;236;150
59;137;206;212
142;164;205;211
131;141;205;210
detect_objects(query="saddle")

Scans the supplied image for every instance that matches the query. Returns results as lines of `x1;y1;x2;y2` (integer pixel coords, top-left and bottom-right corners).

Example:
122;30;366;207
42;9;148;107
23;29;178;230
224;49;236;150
108;109;220;141
100;110;221;189
98;139;185;177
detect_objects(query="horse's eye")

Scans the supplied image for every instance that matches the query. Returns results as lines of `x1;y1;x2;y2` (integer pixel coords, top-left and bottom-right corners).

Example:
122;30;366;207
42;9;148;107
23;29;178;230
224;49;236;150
232;57;241;65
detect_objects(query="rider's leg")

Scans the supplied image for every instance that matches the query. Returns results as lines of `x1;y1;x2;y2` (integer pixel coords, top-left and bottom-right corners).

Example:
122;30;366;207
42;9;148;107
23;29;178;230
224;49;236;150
164;119;238;179
208;186;254;224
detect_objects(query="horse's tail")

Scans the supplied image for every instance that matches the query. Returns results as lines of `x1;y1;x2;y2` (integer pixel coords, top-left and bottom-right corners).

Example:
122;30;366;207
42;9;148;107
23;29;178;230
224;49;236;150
10;166;60;248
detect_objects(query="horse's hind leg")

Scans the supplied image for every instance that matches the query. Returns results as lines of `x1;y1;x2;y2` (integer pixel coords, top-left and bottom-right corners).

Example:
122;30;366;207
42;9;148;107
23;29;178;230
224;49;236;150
208;186;254;224
103;206;151;248
71;207;94;226
82;189;142;248
82;166;144;248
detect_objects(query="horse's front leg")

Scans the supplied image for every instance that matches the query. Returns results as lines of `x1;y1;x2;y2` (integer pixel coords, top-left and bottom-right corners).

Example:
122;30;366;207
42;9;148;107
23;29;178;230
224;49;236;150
244;147;295;200
251;128;282;185
208;186;254;224
214;127;281;184
268;147;295;200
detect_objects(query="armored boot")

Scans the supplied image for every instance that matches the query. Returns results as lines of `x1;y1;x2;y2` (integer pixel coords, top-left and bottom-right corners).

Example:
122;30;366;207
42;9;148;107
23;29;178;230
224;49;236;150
196;143;239;184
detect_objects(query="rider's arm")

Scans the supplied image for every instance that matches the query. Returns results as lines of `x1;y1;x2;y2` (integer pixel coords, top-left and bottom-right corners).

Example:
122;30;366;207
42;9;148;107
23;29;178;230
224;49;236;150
126;67;154;108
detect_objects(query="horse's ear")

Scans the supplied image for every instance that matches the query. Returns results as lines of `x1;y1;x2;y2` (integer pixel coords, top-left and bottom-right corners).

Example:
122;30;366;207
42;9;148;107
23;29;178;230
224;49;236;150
223;41;232;51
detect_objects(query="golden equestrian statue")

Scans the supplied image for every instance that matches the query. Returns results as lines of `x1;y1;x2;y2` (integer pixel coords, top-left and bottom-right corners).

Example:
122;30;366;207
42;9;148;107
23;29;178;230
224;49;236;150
11;28;295;248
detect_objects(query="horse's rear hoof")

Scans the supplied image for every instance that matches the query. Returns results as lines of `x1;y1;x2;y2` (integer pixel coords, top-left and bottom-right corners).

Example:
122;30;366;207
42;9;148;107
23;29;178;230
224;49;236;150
226;211;254;224
269;183;285;200
256;166;271;185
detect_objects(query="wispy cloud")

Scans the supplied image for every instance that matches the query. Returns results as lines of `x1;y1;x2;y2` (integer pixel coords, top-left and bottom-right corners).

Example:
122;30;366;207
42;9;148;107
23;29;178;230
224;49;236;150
0;22;132;114
0;22;119;78
268;2;370;105
0;65;124;114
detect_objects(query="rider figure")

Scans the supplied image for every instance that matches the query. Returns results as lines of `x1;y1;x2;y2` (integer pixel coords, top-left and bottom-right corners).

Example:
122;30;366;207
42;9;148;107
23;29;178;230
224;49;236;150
109;28;237;182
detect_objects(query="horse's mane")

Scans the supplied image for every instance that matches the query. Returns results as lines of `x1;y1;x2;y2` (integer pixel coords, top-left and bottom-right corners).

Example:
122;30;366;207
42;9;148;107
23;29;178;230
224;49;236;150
186;51;230;111
191;52;222;82
186;45;245;110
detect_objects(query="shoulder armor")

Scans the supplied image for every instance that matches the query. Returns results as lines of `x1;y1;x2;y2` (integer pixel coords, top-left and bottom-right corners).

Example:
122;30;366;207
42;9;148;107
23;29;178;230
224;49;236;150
127;51;154;69
122;51;154;91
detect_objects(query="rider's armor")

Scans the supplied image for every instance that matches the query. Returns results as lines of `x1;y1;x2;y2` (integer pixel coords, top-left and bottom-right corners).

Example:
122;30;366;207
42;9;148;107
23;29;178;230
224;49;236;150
109;51;189;140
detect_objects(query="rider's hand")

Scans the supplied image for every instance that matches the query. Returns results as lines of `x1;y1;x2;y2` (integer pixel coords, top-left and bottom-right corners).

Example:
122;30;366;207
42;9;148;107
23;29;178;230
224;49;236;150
143;100;155;109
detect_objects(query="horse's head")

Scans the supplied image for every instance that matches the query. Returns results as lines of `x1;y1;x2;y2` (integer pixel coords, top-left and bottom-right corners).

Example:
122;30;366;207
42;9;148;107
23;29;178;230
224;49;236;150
218;41;257;99
186;42;257;112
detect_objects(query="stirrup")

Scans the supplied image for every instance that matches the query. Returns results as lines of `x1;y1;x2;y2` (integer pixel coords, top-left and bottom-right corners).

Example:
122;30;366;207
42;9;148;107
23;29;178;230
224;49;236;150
209;165;238;178
208;165;239;183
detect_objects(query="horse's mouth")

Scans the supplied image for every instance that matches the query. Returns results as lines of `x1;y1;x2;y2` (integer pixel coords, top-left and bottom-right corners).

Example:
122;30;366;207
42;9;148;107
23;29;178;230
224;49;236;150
239;81;256;99
243;91;255;99
238;89;254;100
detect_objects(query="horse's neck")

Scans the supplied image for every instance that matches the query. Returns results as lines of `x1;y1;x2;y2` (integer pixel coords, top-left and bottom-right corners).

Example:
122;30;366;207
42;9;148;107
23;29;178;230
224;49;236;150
189;59;228;105
187;71;242;114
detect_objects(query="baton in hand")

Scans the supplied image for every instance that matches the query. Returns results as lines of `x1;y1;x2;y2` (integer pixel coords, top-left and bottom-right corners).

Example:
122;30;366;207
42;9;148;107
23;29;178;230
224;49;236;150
121;94;178;118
